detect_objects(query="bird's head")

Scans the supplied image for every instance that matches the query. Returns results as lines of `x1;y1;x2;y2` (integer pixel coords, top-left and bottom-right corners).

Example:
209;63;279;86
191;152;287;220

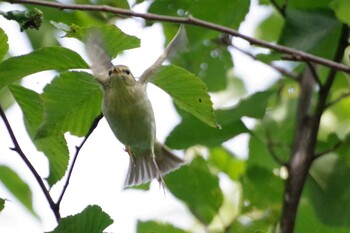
107;65;136;88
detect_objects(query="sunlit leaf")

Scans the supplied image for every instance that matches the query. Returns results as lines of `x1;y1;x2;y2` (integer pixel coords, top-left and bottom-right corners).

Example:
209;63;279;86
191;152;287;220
331;0;350;26
165;157;223;224
37;71;102;138
47;205;113;233
137;221;189;233
209;147;246;180
152;65;218;128
51;23;140;59
0;27;8;61
255;11;284;42
0;166;35;216
0;47;88;90
10;85;69;186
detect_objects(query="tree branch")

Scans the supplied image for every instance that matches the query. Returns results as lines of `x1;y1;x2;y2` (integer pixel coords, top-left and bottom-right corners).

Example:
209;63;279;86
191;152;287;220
0;105;60;221
5;0;350;73
280;61;316;233
280;25;349;233
270;0;286;16
56;113;103;208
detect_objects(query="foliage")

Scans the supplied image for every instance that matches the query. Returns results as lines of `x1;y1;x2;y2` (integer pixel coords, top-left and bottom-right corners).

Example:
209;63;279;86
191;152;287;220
0;0;350;232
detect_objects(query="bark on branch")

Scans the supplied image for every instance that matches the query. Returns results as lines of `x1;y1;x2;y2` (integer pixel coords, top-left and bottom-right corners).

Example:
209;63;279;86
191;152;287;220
5;0;350;73
280;25;349;233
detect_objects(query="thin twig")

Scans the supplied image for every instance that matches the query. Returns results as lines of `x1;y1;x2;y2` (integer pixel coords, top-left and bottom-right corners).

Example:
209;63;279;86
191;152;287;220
56;113;103;207
325;91;350;108
314;141;343;158
265;131;287;166
270;0;286;16
5;0;350;73
230;43;299;79
306;62;322;88
0;105;60;220
281;0;288;15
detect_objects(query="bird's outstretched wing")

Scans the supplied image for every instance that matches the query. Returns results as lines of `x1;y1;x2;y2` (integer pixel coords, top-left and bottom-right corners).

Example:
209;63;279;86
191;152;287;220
86;31;113;84
139;25;187;85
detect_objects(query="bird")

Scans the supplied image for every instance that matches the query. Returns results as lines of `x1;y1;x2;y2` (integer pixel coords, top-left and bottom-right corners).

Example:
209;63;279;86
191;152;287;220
86;26;186;187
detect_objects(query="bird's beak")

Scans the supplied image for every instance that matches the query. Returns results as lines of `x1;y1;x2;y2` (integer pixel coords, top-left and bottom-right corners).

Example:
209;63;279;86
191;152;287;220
114;67;122;74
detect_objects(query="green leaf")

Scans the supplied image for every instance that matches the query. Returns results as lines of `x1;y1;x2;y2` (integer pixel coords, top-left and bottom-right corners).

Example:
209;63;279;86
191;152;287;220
166;110;247;149
149;0;249;43
137;221;189;233
0;198;4;212
0;166;35;216
10;85;69;186
51;23;140;59
279;9;342;58
47;205;113;233
255;12;284;42
248;134;278;170
228;91;273;119
331;0;350;26
0;47;88;90
296;195;350;233
152;65;218;128
166;91;272;149
241;166;283;210
209;147;246;180
97;0;130;9
0;8;43;31
307;154;350;227
0;27;9;61
165;157;223;224
259;0;331;10
37;71;102;138
172;43;233;92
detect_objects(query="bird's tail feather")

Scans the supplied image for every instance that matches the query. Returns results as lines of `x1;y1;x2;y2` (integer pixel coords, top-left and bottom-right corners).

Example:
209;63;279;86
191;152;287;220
124;143;184;187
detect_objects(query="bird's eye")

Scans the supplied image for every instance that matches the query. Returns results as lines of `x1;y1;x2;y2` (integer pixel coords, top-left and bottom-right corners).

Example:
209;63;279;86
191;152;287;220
108;69;113;76
125;69;131;75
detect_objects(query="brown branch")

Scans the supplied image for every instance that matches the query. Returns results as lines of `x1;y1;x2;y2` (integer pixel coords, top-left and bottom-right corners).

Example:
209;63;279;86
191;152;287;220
56;113;103;207
314;141;343;158
270;0;286;16
0;105;60;221
280;25;349;233
280;61;316;233
5;0;350;73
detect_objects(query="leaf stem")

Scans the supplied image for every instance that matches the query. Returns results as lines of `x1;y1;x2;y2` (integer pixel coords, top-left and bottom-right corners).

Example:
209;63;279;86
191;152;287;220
0;105;60;221
5;0;350;73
